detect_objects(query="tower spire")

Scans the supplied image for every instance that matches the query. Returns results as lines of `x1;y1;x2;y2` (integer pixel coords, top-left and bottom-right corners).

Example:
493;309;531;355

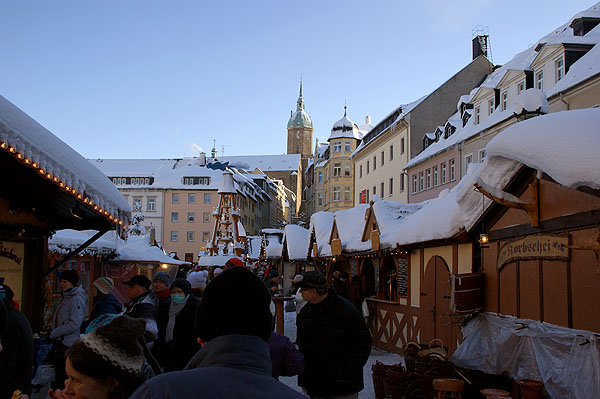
344;101;347;117
296;79;305;111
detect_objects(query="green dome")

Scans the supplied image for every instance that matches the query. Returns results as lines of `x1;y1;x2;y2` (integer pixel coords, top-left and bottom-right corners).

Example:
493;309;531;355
287;81;313;129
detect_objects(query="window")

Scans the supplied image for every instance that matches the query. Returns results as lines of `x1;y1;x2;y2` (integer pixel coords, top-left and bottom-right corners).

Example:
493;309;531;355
381;182;385;197
187;231;194;242
479;149;486;162
325;168;328;181
517;80;525;94
333;163;341;177
172;193;179;204
333;142;341;153
373;186;376;196
426;169;431;189
419;172;424;191
333;187;340;201
203;212;211;223
401;138;405;154
344;187;351;201
171;212;179;223
488;98;495;115
474;106;481;124
400;174;405;192
366;189;370;201
344;141;351;152
366;161;370;174
433;166;438;186
555;58;564;82
359;165;363;179
465;154;473;171
318;171;323;183
170;231;178;242
501;90;508;111
188;193;195;204
412;175;417;194
389;145;394;161
373;156;377;171
441;163;447;184
389;178;393;196
202;232;210;242
344;163;351;177
147;197;155;212
536;70;544;90
187;212;195;223
204;193;211;204
184;253;194;262
318;192;323;206
450;159;456;181
381;151;385;166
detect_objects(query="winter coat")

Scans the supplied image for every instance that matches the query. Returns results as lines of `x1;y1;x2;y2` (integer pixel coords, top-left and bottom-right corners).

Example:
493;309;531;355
153;295;200;371
267;331;304;379
130;335;306;399
296;288;371;397
49;285;87;347
125;291;158;342
348;279;364;314
332;278;349;299
0;299;33;398
82;293;122;332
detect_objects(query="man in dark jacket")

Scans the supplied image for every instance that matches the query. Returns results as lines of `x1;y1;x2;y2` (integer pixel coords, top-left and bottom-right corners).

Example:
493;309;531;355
296;270;371;399
0;288;33;398
130;266;306;399
123;275;158;343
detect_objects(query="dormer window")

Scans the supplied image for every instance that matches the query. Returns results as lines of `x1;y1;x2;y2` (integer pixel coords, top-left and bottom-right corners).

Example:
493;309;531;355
517;80;525;94
555;57;564;82
474;106;481;124
570;17;600;37
536;70;544;90
501;90;508;111
333;142;341;153
488;98;495;116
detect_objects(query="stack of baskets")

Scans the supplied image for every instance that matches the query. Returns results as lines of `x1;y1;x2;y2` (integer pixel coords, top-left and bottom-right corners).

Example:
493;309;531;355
383;367;413;399
371;361;404;399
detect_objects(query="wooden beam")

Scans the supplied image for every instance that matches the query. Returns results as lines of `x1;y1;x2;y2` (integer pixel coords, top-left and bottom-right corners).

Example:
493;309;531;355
44;228;108;276
474;179;540;227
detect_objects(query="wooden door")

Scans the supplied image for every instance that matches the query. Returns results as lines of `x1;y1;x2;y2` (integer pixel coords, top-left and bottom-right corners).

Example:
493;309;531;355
422;256;452;349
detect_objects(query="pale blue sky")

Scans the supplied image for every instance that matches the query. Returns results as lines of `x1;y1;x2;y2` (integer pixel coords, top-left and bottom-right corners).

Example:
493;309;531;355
1;0;596;159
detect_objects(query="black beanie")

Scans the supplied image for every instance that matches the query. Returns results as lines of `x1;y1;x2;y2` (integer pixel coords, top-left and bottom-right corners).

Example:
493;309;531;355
170;278;191;296
59;269;80;286
195;266;272;342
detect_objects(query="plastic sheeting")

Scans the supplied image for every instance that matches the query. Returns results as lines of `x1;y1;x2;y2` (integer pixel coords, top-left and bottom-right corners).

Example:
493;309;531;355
450;313;600;399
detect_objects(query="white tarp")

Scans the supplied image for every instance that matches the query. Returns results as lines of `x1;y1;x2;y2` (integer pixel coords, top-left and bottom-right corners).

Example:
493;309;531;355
451;312;600;399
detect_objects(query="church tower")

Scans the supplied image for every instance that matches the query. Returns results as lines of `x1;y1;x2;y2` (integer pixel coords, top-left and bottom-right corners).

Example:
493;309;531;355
287;80;313;159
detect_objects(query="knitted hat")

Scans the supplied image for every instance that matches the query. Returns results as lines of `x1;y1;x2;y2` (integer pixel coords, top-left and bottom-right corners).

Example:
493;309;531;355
59;269;80;286
152;272;170;285
268;269;280;278
213;267;223;276
68;316;145;380
196;266;272;342
170;278;191;296
93;277;114;295
225;257;244;268
187;271;207;289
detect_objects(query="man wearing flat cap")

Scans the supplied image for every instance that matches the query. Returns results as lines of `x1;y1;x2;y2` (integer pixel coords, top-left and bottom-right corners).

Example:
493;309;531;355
123;274;158;343
296;270;371;399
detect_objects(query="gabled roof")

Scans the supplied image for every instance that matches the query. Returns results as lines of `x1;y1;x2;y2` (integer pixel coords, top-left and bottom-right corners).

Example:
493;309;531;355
307;211;334;257
329;204;370;253
282;224;309;260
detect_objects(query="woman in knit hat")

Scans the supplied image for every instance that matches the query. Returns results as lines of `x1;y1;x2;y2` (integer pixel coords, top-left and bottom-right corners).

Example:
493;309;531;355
47;315;147;399
152;278;200;371
81;277;123;333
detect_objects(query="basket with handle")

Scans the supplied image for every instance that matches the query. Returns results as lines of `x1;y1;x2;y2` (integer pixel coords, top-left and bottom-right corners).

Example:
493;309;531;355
403;342;421;372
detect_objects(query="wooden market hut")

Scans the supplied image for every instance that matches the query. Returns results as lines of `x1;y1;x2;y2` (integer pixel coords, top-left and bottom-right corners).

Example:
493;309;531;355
281;224;309;293
306;211;334;274
0;95;130;330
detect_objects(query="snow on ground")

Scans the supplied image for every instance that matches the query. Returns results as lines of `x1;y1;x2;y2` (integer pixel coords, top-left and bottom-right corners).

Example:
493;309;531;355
279;309;403;398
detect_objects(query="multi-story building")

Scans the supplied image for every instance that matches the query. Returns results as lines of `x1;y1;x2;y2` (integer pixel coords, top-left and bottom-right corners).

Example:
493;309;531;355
92;156;293;262
405;11;600;202
353;54;493;204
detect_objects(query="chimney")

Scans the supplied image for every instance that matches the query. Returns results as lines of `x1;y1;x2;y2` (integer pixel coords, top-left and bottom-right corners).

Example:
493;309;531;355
365;115;371;124
199;152;207;166
472;35;488;59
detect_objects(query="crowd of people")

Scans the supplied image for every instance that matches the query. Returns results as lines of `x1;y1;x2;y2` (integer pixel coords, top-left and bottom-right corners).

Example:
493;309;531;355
0;260;371;399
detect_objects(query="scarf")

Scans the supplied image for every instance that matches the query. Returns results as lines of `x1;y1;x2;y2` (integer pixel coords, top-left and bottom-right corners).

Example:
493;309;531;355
166;295;188;342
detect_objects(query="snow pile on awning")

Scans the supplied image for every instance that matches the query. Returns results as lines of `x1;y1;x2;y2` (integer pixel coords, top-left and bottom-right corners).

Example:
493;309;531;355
333;204;371;253
282;224;309;260
114;234;187;265
308;211;334;257
49;229;120;255
0;95;130;221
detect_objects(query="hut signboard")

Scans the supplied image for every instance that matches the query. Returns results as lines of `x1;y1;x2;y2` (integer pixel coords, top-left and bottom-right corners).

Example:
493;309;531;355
497;234;569;269
0;240;25;306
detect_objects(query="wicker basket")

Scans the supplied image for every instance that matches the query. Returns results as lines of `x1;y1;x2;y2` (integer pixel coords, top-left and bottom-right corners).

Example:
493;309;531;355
372;361;403;399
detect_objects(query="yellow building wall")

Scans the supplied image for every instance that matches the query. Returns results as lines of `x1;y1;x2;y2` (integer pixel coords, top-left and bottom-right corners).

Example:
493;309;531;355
424;245;453;273
410;251;420;307
457;243;473;274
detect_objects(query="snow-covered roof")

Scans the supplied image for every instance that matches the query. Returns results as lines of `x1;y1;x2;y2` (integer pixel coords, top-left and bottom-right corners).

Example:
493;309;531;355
222;154;301;172
197;254;242;267
49;229;187;264
329;114;361;141
405;89;549;169
246;235;262;260
332;204;371;253
218;171;236;194
0;95;130;223
486;108;600;190
308;211;334;257
282;224;309;260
